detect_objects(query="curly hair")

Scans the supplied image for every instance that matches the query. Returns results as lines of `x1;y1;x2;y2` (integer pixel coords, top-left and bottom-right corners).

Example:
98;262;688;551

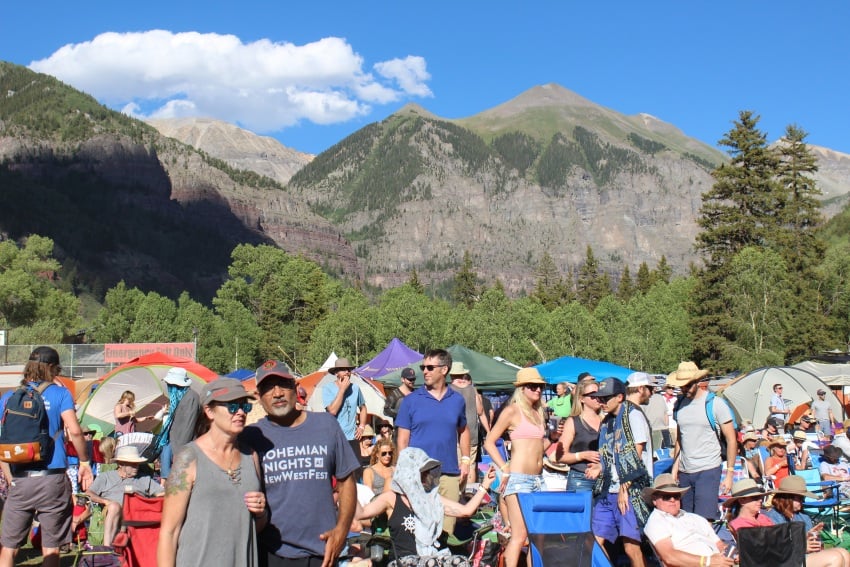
771;495;796;520
369;438;397;466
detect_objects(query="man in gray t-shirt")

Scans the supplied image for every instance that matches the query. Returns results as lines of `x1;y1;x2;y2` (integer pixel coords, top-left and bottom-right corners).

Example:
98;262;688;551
666;362;737;521
242;359;360;567
811;389;836;435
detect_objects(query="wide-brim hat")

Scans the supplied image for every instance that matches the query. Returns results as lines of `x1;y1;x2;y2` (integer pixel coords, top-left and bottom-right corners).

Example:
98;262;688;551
330;358;355;374
163;367;192;387
722;479;769;508
202;377;256;406
449;361;471;377
792;430;808;441
773;475;816;499
768;436;787;448
641;473;690;504
360;425;376;438
114;445;147;464
515;367;546;387
742;432;759;443
542;456;570;473
666;361;709;388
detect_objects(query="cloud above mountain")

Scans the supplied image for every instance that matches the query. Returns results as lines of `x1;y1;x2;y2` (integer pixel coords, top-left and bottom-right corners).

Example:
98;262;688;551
29;30;432;133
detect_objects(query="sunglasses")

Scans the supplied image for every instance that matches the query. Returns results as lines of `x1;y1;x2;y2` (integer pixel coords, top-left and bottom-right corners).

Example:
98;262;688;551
419;364;447;372
220;401;252;414
524;384;543;391
380;451;393;456
595;395;615;403
659;493;682;501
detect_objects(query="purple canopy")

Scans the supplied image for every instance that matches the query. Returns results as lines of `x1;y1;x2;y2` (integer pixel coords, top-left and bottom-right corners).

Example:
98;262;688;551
356;338;423;379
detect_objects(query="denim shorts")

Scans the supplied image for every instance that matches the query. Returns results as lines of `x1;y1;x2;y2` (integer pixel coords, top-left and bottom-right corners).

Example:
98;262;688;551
565;469;596;492
502;472;543;497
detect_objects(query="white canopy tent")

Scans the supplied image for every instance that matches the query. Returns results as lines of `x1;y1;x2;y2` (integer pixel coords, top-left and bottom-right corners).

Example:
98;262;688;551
793;361;850;387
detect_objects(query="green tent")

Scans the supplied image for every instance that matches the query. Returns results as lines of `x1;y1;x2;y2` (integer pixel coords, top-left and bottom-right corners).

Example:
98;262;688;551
376;344;520;390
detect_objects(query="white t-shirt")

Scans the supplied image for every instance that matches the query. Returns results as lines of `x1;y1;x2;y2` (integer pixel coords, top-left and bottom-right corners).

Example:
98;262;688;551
676;393;733;473
644;508;721;555
630;407;654;479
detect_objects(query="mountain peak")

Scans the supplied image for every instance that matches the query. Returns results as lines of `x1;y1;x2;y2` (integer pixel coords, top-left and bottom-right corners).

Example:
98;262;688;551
394;102;438;120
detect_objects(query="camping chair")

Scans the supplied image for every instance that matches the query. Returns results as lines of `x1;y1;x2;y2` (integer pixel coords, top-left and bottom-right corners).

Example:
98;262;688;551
653;458;674;477
517;491;612;567
793;469;841;526
735;522;806;567
113;493;163;567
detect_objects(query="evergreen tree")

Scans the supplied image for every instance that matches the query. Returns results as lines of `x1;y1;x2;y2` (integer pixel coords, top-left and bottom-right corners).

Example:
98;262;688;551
617;265;635;301
692;111;785;369
407;268;425;294
531;252;565;310
452;251;479;308
654;256;672;284
575;245;611;310
775;125;831;361
635;262;653;294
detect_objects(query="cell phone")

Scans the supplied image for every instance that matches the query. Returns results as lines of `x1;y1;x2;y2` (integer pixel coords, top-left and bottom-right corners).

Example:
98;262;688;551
724;544;737;559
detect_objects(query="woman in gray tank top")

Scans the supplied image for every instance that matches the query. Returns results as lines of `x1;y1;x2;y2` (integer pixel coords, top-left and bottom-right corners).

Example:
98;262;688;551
158;378;267;567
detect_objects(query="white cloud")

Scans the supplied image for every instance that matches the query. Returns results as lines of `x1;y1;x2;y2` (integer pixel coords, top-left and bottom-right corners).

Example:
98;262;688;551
374;56;433;98
29;30;432;133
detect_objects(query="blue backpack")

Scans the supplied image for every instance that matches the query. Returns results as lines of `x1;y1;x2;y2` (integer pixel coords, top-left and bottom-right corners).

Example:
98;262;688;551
0;382;56;464
675;391;738;447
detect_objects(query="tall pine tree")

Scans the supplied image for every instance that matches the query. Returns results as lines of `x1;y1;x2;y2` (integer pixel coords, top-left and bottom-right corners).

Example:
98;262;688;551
576;245;611;310
692;111;784;369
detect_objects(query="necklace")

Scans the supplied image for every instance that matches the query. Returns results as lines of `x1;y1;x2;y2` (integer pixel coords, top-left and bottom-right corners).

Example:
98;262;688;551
225;451;242;485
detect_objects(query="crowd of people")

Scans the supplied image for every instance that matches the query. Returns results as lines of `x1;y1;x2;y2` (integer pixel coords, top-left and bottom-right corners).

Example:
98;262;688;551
5;346;850;567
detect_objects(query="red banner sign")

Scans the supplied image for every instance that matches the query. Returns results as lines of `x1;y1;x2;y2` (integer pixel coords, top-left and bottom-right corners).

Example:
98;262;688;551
104;343;196;363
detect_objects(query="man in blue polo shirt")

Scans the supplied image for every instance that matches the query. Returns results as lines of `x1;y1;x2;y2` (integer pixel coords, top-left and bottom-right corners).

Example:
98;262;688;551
396;348;470;535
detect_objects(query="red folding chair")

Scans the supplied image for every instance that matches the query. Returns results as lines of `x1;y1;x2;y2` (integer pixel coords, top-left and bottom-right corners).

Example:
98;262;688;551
112;493;163;567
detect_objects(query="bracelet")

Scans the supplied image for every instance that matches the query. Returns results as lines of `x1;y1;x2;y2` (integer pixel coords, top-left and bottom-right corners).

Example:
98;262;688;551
574;452;581;461
477;485;488;493
706;555;712;567
461;456;471;464
699;556;706;567
500;462;509;471
357;425;364;430
80;461;91;467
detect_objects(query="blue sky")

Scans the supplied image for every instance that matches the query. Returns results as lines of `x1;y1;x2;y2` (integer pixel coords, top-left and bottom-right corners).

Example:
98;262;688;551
2;1;848;156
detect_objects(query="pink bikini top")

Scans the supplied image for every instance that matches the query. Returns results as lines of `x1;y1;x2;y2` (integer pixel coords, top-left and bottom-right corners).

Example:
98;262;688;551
510;410;545;440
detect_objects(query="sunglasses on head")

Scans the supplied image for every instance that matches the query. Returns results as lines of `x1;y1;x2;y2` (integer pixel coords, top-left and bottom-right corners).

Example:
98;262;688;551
419;364;447;372
220;401;252;414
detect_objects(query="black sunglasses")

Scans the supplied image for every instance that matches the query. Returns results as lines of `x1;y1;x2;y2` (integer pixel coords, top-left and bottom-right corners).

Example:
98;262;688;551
524;384;543;391
220;401;252;414
420;364;447;372
380;451;393;456
659;493;682;501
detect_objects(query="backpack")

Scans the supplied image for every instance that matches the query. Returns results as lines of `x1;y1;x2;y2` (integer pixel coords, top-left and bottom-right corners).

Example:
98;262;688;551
0;382;57;464
674;391;738;453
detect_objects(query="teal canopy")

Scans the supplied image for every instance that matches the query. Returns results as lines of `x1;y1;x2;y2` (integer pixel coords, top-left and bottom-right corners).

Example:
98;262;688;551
534;355;632;384
377;344;520;390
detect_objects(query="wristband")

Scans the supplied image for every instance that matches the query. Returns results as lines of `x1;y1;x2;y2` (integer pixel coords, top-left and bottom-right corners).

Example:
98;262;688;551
461;456;471;464
80;461;91;467
477;484;488;493
706;555;711;567
500;463;509;471
699;556;706;567
574;452;581;461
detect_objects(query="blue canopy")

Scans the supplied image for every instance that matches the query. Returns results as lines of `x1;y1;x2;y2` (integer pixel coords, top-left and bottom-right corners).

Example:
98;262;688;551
535;356;633;384
225;369;255;381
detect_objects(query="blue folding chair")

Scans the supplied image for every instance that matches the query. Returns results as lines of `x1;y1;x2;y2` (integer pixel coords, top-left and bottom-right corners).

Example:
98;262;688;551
653;458;674;477
794;469;841;526
517;491;611;567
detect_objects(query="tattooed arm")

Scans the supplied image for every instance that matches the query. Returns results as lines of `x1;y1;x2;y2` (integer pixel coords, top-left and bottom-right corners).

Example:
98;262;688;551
157;446;197;567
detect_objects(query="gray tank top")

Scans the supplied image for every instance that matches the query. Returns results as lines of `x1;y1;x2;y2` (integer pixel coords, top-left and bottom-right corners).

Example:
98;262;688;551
175;442;260;567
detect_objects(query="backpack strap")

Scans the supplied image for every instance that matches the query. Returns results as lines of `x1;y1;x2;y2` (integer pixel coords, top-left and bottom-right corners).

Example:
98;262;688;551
33;382;63;441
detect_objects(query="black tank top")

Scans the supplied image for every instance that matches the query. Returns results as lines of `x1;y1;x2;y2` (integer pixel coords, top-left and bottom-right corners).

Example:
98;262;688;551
567;416;599;473
388;493;418;558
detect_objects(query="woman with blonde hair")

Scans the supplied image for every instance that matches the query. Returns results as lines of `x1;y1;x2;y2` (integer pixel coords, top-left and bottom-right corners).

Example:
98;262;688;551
483;368;548;567
113;391;152;436
363;438;396;494
556;379;602;492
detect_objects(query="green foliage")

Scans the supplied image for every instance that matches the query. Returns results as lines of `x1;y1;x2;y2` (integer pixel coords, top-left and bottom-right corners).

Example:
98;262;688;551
627;133;666;155
451;251;480;308
575;246;612;310
536;132;586;191
492;132;540;175
0;236;80;342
